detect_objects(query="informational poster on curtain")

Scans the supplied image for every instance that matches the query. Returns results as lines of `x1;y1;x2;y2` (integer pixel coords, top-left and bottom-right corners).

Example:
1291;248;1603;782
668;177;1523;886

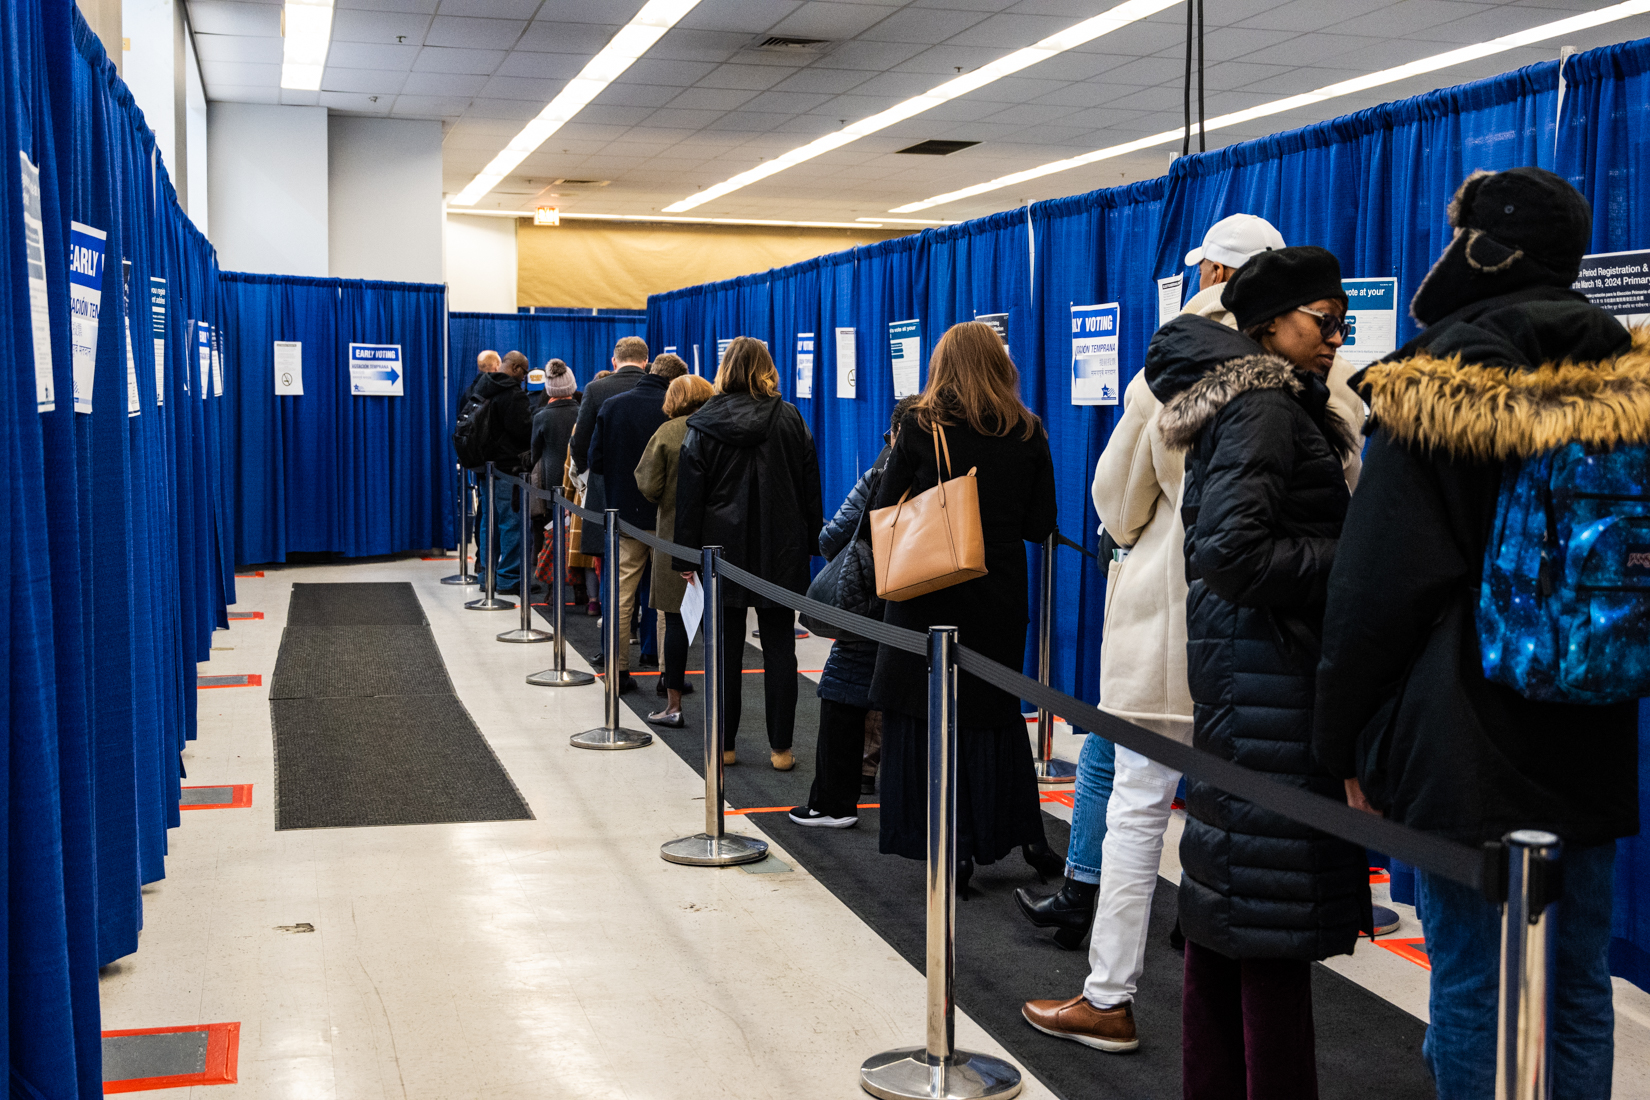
692;344;701;375
889;319;921;398
1575;250;1650;326
1071;303;1121;406
149;276;166;404
274;341;304;395
1156;274;1183;328
1339;277;1398;368
975;312;1009;342
68;220;106;415
663;345;678;357
210;326;224;396
349;343;404;396
795;332;814;399
122;260;140;416
196;321;210;399
21;153;54;411
835;327;856;398
717;338;733;368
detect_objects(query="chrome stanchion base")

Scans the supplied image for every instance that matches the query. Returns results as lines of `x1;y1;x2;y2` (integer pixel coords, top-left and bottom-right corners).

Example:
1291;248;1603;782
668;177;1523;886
526;667;596;687
1034;759;1078;785
464;595;517;610
496;627;552;643
441;572;479;586
660;832;768;867
570;726;652;751
860;1049;1022;1100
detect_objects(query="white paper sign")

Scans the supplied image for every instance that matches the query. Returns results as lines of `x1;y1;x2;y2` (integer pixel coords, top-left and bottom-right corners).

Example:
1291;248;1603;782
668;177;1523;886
835;327;856;398
349;343;404;396
1576;250;1650;327
795;332;814;399
211;327;223;396
68;220;106;415
196;321;210;399
680;572;705;645
716;338;733;369
889;318;921;399
122;262;140;416
692;344;701;375
149;277;166;405
1071;303;1121;406
21;152;54;411
1156;274;1183;328
274;341;304;395
1339;277;1399;368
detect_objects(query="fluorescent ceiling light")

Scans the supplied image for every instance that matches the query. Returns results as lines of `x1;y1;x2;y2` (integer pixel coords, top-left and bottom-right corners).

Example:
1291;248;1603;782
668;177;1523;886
894;0;1650;212
447;208;886;230
663;0;1181;213
861;217;960;225
451;0;702;207
280;0;334;91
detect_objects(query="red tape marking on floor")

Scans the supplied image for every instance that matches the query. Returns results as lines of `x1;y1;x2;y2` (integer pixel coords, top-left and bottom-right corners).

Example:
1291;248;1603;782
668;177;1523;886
226;611;263;620
197;674;263;689
102;1022;239;1093
1369;866;1391;884
233;572;263;578
1372;937;1431;971
180;785;253;811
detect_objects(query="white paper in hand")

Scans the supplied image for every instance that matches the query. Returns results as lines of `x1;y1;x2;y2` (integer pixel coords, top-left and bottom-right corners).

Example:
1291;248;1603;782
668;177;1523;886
680;573;705;645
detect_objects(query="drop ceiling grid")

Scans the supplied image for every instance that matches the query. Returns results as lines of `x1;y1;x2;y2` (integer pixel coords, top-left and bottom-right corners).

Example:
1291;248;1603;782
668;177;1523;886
186;0;1650;221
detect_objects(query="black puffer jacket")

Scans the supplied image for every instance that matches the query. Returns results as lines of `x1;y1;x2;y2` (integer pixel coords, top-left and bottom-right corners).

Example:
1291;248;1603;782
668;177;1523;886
673;393;823;608
470;372;532;475
816;447;890;710
1152;314;1369;961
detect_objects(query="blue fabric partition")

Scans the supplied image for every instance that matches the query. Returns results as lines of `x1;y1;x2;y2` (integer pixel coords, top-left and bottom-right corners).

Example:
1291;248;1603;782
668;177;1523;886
447;309;646;405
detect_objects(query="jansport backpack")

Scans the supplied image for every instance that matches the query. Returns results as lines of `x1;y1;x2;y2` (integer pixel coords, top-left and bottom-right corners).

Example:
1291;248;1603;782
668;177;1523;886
451;389;496;469
1478;442;1650;704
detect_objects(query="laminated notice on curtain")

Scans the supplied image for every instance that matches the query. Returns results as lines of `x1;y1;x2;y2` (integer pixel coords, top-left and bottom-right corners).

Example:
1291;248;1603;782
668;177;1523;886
889;319;921;398
795;332;814;399
274;341;303;395
196;321;210;398
1156;274;1183;329
692;344;701;375
1070;303;1120;406
211;327;224;396
834;327;856;398
975;312;1008;342
716;338;733;368
349;343;404;396
122;260;140;416
68;220;106;414
149;277;165;405
1575;250;1650;326
21;153;54;411
1338;278;1398;368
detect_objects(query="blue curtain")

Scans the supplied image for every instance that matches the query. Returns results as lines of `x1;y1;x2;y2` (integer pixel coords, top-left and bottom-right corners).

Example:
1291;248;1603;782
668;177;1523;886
447;309;646;404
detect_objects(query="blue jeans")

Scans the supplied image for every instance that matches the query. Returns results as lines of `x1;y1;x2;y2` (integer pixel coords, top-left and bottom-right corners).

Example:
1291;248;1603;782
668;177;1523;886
478;482;522;589
1417;840;1616;1099
1065;733;1115;884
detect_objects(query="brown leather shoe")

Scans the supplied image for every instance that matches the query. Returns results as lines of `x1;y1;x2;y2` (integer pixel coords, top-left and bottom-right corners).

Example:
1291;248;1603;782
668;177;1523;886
770;750;795;771
1021;995;1139;1052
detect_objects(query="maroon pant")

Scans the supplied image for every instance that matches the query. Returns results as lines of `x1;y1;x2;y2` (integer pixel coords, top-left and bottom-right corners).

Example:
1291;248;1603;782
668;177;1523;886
1182;939;1318;1100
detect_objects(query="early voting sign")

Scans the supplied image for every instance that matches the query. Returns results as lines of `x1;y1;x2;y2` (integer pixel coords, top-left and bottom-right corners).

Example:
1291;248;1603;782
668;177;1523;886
1070;303;1120;406
1576;251;1650;327
1339;278;1398;368
889;319;921;398
349;343;404;396
68;220;106;414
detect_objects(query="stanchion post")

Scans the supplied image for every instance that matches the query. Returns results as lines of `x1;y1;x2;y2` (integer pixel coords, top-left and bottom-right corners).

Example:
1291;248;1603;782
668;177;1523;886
527;489;594;687
1034;534;1075;784
1496;830;1561;1100
861;626;1021;1100
466;464;516;611
497;476;551;642
441;466;478;585
660;546;768;867
570;509;651;750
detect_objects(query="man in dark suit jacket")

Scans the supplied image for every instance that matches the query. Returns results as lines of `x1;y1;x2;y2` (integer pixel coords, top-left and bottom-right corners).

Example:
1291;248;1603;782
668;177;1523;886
568;336;651;561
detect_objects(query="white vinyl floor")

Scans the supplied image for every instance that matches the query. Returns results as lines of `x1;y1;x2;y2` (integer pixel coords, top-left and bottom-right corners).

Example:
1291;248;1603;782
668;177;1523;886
98;556;1650;1098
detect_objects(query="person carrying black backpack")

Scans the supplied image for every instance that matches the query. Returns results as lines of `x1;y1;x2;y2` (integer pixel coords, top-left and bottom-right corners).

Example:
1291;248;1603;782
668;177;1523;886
455;350;533;593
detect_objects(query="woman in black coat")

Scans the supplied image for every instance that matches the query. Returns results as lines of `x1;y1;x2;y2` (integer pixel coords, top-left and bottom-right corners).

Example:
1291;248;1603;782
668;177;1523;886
869;321;1060;884
1152;247;1368;1098
674;337;823;770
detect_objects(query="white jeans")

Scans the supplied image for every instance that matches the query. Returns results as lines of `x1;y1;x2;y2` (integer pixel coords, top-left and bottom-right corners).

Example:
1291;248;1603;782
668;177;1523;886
1083;745;1183;1008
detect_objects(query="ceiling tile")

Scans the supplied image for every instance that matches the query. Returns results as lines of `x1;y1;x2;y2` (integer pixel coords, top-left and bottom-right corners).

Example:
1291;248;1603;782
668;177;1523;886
183;1;280;37
320;92;396;113
859;6;991;43
426;16;529;49
331;9;432;43
411;46;508;73
704;110;798;132
457;98;545;119
516;21;622;53
193;32;283;63
592;82;680;108
437;0;545;16
642;27;749;63
201;58;279;84
640;107;735;129
740;88;834;113
615;58;720;86
200;81;280;104
1233;0;1396;32
667;86;758;110
496;51;587;78
530;0;647;25
766;2;902;40
677;0;803;33
770;66;874;94
947;10;1084;49
390;93;474;115
326;41;421;68
476;74;567;100
322;67;410;94
400;70;487;95
335;0;440;11
575;104;656;126
694;63;798;90
835;69;938;99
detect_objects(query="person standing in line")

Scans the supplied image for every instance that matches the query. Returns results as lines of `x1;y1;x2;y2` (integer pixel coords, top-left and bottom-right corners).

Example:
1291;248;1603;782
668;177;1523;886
588;354;687;694
635;372;715;726
528;360;580;595
869;321;1063;888
673;337;822;771
789;396;917;829
1315;168;1642;1100
571;338;652;562
472;349;533;595
463;349;501;408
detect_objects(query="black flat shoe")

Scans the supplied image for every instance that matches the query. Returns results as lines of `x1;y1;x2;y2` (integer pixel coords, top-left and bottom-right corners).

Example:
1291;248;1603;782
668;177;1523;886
1014;876;1099;950
646;709;684;728
638;654;659;669
957;859;975;900
1169;918;1185;952
1022;841;1065;882
860;775;876;795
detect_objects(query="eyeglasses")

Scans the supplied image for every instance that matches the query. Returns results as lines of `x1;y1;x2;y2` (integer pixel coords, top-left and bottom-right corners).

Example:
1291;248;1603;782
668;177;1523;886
1296;305;1351;342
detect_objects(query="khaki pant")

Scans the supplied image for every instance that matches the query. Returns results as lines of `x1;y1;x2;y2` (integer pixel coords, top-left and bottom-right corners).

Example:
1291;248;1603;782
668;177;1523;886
614;534;651;672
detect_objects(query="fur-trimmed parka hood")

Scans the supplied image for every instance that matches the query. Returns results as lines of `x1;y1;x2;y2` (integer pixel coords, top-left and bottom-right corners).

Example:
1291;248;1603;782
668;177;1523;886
1160;353;1355;456
1360;325;1650;461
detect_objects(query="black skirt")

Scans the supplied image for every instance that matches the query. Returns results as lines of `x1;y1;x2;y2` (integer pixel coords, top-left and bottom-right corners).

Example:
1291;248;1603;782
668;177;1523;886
877;710;1046;865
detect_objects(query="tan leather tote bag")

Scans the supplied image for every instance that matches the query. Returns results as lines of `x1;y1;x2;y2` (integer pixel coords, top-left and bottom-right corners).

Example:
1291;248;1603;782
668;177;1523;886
870;423;987;601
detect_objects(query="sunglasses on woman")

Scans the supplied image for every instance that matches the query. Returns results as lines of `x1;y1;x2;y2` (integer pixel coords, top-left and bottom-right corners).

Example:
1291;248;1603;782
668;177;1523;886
1296;305;1351;342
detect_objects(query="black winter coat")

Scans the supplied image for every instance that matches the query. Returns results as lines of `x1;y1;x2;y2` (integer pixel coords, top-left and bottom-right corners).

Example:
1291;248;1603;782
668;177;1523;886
1315;288;1640;847
674;394;823;608
528;396;579;521
589;373;670;530
569;364;645;473
470;372;532;474
870;418;1057;726
1152;315;1368;962
816;446;890;710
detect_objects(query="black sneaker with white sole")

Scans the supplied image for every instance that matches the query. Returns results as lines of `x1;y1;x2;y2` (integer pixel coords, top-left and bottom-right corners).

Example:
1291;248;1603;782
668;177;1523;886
788;806;857;829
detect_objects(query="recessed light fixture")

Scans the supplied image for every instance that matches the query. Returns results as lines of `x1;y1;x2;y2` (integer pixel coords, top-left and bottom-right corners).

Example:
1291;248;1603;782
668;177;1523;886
895;140;980;156
450;0;702;207
279;0;335;91
663;0;1182;213
893;0;1650;212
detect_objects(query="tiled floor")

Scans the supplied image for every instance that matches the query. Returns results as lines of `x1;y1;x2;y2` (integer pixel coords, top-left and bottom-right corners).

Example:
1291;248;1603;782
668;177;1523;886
100;556;1650;1097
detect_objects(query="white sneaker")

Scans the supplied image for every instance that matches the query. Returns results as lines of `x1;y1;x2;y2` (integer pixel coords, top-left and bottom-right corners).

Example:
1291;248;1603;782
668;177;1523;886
788;807;857;829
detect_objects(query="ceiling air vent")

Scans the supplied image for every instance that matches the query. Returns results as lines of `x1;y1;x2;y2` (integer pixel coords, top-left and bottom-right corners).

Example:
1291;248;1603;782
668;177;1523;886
895;140;980;156
553;179;610;187
750;36;832;53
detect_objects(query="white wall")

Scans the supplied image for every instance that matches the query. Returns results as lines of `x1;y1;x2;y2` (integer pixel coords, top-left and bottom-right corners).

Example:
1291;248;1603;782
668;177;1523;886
444;215;518;313
328;116;443;283
122;0;175;168
208;102;328;276
184;19;208;234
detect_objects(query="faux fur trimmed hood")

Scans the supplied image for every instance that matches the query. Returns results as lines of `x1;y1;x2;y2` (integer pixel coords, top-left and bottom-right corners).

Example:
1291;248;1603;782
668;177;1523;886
1160;352;1355;456
1359;326;1650;461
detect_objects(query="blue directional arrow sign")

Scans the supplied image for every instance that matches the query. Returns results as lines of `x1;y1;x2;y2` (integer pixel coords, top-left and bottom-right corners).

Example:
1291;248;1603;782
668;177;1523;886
348;343;404;396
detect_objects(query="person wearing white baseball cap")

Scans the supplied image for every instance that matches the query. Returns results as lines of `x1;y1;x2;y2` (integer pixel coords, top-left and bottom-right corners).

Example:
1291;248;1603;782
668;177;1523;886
1182;213;1287;320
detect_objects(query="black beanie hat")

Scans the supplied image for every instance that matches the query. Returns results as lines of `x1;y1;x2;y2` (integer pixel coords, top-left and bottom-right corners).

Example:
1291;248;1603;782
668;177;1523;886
1225;245;1347;332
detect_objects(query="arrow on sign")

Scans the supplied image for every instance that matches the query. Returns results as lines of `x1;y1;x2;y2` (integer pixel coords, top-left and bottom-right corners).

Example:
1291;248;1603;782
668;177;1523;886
361;367;400;385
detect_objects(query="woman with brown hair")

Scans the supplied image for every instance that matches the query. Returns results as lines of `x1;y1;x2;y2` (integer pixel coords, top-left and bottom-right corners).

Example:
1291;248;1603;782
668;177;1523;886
674;337;823;770
870;321;1061;887
635;373;715;727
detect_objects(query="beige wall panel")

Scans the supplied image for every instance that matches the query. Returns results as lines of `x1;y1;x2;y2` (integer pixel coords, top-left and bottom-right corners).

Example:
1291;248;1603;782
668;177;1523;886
516;221;912;310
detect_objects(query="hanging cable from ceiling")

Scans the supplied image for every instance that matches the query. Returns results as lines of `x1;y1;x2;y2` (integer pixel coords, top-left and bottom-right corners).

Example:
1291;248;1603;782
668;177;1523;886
1181;0;1206;156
